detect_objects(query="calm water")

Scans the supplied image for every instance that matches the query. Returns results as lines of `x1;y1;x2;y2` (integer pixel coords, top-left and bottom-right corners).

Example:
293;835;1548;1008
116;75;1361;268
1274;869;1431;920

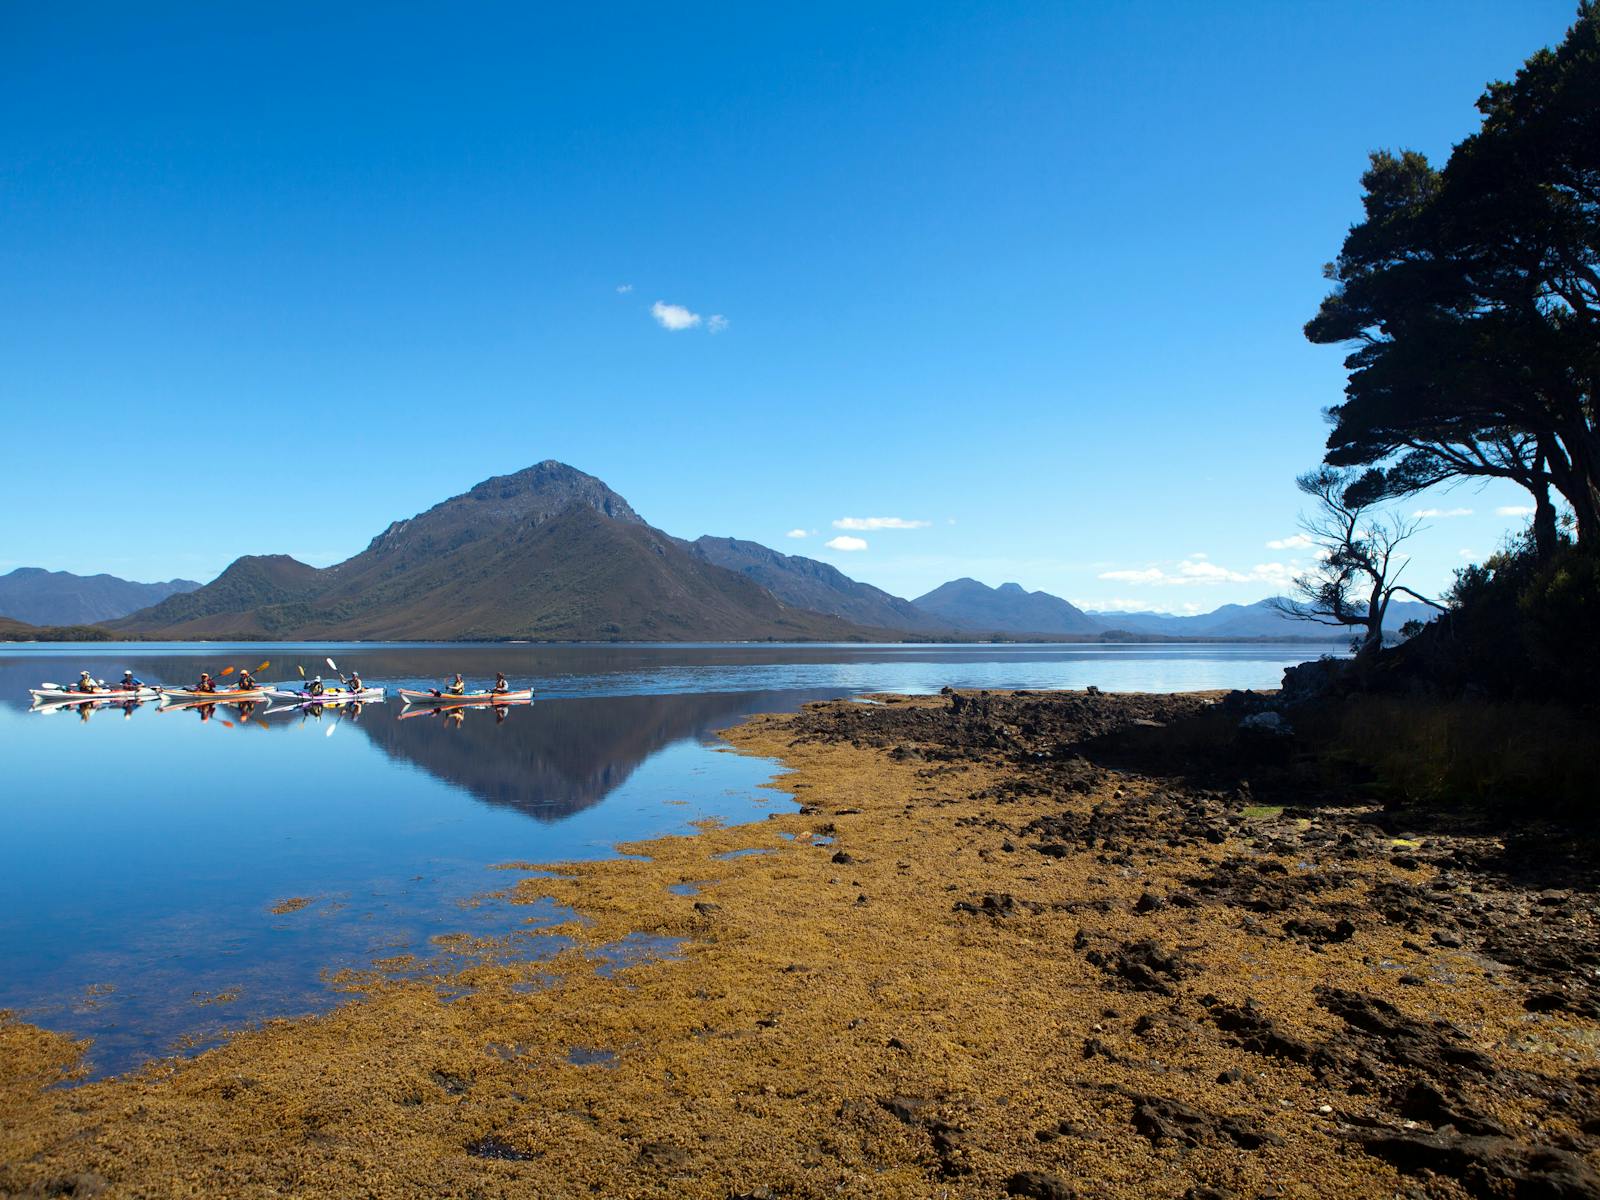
0;641;1329;1077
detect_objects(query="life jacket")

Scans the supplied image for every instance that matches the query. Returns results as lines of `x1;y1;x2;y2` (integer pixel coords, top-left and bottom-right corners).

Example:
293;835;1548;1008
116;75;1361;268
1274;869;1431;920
447;679;465;695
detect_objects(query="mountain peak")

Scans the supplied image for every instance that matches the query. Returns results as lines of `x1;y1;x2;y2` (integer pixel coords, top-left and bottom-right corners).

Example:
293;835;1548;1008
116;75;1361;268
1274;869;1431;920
997;581;1026;595
462;461;644;524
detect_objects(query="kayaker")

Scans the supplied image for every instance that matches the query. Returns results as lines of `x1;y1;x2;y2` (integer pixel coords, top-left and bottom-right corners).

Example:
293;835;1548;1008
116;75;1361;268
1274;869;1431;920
120;670;143;691
430;673;466;699
307;676;325;697
195;672;217;694
78;670;99;694
346;671;364;693
492;672;510;694
237;668;258;691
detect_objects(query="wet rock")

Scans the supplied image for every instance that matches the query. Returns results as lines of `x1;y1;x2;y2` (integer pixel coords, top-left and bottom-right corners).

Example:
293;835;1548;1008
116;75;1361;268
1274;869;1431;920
1134;891;1166;914
1006;1170;1076;1199
1204;999;1314;1064
466;1134;534;1162
953;893;1025;919
1125;1092;1281;1150
1316;987;1493;1076
1282;916;1357;945
1359;1130;1600;1198
1085;939;1188;995
881;1096;930;1124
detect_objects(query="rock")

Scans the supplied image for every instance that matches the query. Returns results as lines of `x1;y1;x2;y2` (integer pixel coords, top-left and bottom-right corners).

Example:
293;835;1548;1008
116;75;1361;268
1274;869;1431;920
1006;1170;1076;1199
881;1096;930;1124
954;893;1022;918
1359;1131;1600;1198
831;850;856;865
1240;711;1291;735
1282;917;1357;945
1086;939;1188;995
1134;891;1166;914
1125;1092;1281;1150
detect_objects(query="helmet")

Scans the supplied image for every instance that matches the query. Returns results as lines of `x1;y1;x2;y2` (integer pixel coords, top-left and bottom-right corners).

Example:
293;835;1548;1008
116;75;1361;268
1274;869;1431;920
314;676;322;682
80;670;91;677
201;672;211;679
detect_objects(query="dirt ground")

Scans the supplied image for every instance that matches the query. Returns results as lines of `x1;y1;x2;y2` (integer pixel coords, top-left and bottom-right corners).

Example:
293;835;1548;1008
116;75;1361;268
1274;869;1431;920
2;689;1597;1199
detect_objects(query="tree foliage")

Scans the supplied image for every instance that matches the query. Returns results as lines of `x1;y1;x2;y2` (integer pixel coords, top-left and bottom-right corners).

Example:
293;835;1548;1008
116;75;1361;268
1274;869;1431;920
1275;467;1442;660
1306;3;1600;552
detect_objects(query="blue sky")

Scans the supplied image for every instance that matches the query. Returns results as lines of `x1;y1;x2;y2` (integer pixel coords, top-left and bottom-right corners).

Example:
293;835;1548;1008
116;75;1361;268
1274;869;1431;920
0;2;1576;612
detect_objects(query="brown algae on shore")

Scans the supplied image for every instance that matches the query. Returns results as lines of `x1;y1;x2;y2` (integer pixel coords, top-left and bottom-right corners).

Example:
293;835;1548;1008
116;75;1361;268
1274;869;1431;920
1;690;1596;1198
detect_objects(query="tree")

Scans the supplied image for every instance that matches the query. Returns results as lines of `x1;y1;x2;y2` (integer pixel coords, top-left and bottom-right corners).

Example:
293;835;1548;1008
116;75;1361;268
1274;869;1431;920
1305;5;1600;552
1274;468;1444;660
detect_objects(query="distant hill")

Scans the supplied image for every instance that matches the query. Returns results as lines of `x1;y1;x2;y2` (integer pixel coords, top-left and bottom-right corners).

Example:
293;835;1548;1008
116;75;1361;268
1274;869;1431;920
0;616;119;642
689;536;951;634
118;462;880;642
0;568;199;626
1091;597;1441;640
912;578;1102;636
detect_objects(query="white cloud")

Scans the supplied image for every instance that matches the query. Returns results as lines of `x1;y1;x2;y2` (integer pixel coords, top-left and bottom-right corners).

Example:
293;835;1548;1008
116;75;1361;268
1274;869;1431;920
824;535;868;552
616;283;633;293
1413;507;1473;518
1266;533;1314;550
833;517;931;531
1458;548;1477;558
650;301;702;331
1496;505;1536;517
1097;555;1296;588
784;528;809;539
707;314;728;334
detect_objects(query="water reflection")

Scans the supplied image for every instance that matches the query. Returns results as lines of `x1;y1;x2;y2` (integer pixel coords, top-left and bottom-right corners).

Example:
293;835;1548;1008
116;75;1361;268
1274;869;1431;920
0;642;1327;1079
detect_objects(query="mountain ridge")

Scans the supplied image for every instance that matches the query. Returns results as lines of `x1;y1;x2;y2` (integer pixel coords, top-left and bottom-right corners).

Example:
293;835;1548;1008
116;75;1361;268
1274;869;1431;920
0;568;200;626
119;464;883;642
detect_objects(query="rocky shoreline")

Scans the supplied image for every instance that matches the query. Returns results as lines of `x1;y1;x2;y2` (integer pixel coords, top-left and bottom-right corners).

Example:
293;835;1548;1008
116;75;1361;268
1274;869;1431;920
2;688;1597;1198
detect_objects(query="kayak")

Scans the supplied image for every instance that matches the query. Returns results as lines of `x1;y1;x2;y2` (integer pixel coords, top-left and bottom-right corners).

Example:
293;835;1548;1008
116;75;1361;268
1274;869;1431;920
397;697;533;720
398;688;535;705
31;686;161;702
158;688;269;703
32;696;146;713
265;687;386;703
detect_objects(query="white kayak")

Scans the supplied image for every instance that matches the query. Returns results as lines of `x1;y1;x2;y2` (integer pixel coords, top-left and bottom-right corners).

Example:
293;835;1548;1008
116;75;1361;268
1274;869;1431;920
31;686;162;702
265;687;386;703
398;687;534;705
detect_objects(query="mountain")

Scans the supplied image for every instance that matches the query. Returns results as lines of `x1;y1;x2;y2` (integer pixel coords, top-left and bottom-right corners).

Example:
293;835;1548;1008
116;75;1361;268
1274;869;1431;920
1091;597;1441;639
0;568;200;626
911;578;1102;636
118;462;880;642
688;536;951;634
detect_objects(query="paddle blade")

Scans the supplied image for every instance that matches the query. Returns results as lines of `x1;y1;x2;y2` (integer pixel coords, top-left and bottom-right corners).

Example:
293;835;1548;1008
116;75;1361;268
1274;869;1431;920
325;657;338;673
220;666;236;677
325;722;336;737
221;720;235;729
297;665;305;677
258;661;270;671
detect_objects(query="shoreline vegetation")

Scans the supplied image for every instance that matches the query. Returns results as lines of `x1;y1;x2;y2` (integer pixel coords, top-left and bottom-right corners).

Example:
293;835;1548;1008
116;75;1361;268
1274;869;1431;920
3;688;1595;1198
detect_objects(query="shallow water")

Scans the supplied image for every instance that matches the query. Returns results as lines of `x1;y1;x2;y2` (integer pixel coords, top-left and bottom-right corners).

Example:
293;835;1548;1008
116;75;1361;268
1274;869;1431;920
0;641;1331;1077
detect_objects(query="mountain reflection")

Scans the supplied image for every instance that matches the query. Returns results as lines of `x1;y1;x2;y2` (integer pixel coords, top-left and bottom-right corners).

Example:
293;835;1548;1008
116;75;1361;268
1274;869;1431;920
352;689;833;821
